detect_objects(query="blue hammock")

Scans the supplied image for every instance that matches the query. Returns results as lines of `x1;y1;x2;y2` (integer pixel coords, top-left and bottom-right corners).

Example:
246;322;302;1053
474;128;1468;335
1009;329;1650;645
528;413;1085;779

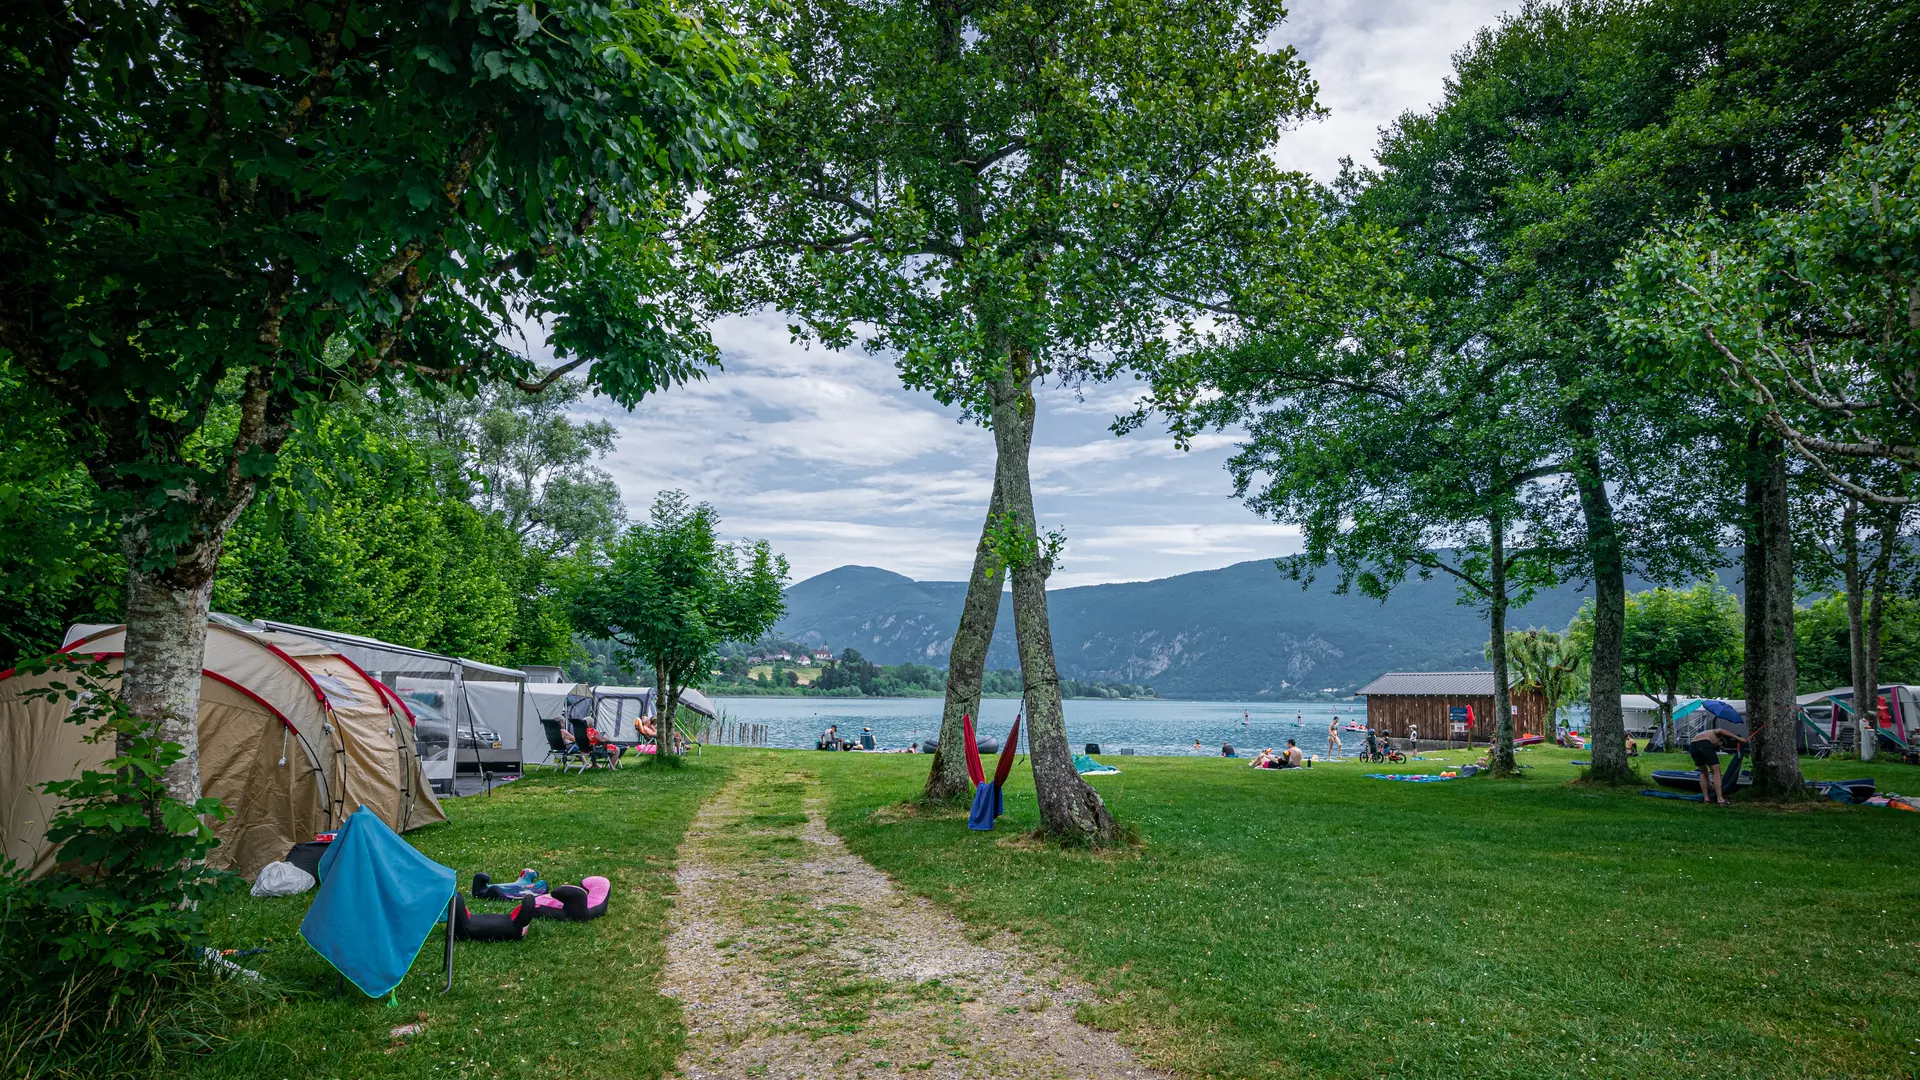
301;806;457;998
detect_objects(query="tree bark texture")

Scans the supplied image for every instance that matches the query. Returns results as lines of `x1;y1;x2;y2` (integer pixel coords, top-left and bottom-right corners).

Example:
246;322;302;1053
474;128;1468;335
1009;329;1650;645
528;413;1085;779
990;376;1116;843
924;464;1007;801
1489;513;1517;776
118;528;220;808
1744;433;1804;797
1842;499;1875;761
1569;424;1632;783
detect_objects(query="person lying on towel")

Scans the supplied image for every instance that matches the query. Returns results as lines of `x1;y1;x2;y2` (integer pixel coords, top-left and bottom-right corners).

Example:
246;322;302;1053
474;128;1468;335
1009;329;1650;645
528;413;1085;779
1249;748;1277;768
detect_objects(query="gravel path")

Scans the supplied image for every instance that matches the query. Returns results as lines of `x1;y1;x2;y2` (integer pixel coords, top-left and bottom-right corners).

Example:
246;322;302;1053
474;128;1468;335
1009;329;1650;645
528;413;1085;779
661;767;1171;1079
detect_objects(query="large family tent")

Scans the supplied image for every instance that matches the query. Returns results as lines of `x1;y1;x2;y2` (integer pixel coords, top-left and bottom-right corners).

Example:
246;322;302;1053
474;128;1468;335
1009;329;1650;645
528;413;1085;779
257;621;527;779
1;618;443;881
1798;685;1916;757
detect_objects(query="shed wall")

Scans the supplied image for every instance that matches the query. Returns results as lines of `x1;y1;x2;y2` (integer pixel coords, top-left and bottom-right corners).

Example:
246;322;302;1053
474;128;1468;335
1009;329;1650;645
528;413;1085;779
1361;690;1547;741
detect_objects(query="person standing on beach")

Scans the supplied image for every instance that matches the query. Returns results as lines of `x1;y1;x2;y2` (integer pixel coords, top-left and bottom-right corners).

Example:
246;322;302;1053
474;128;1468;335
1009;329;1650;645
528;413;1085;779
1327;716;1342;757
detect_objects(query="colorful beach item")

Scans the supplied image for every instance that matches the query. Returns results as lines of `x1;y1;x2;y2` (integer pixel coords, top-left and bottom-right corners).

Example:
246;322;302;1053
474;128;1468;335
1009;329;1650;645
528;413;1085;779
1365;773;1457;782
968;713;1022;831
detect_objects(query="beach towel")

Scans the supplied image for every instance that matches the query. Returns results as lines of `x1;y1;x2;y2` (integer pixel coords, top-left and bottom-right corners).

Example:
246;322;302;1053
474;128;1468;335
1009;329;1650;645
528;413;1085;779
1365;773;1456;782
1073;754;1119;775
301;806;456;998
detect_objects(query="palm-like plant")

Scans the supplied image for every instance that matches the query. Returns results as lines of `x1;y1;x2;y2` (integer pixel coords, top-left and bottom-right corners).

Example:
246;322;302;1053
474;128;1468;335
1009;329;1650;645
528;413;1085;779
1503;629;1589;742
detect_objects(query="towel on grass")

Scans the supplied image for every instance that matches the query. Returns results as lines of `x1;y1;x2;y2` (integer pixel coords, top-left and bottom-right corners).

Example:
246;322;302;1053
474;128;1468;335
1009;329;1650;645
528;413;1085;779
1365;773;1456;782
301;807;456;999
1073;754;1119;775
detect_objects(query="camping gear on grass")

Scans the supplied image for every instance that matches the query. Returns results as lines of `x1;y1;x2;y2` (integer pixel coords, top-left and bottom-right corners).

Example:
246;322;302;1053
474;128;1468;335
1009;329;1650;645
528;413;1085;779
301;807;457;997
535;876;611;920
452;895;535;942
472;869;548;900
3;618;442;881
252;861;317;897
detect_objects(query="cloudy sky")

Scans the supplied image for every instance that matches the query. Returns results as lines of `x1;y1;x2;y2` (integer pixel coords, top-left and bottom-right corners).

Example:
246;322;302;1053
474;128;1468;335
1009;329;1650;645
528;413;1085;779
572;0;1516;588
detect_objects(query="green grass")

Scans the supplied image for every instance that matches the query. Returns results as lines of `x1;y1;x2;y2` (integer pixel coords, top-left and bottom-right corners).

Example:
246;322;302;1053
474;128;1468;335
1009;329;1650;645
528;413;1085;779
183;757;727;1080
809;746;1920;1079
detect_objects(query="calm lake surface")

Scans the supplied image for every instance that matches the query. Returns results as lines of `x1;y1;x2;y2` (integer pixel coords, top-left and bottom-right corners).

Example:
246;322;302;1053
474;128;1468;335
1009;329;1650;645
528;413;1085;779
705;697;1380;758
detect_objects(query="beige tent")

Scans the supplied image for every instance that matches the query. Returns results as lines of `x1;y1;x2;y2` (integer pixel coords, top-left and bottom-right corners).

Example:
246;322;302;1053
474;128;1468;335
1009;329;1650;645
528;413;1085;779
1;619;444;881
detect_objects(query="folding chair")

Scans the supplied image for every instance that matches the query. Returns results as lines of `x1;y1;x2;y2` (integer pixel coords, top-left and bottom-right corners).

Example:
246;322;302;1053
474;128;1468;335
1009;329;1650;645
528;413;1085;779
539;717;586;773
570;717;616;769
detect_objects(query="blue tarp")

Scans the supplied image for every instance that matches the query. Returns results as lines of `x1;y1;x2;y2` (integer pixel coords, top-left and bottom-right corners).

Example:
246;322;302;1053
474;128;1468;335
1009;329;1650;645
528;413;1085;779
1073;754;1120;775
301;806;457;999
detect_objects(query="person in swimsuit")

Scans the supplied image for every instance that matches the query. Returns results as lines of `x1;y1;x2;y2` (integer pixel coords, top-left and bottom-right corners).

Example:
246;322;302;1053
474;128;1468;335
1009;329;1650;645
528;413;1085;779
1689;726;1747;805
1327;717;1343;756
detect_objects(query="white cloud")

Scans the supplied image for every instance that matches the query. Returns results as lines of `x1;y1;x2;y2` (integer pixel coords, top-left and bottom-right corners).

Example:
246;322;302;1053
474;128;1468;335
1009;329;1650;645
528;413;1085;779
1271;0;1516;182
565;3;1507;586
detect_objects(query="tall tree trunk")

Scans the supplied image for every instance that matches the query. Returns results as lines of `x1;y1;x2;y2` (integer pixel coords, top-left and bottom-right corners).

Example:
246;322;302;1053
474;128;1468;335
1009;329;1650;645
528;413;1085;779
1745;432;1803;797
924;465;1006;801
1842;497;1874;761
119;525;220;809
1489;512;1516;776
1568;410;1632;783
990;375;1115;843
1659;670;1680;749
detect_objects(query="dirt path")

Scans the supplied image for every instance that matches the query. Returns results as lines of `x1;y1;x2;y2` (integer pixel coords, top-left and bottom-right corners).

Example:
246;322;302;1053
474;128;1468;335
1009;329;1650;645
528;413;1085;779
660;766;1171;1079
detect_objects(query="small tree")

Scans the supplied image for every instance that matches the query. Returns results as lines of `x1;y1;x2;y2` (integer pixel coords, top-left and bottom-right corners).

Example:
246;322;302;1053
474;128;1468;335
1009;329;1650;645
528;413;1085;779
570;492;788;763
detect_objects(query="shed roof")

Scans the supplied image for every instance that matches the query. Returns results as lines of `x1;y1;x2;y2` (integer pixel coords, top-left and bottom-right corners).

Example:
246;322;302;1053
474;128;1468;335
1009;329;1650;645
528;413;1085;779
1356;671;1498;697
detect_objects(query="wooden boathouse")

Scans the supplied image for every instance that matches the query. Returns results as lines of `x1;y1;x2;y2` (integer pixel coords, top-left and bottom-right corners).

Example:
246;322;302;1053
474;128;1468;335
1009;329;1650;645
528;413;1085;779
1355;671;1547;742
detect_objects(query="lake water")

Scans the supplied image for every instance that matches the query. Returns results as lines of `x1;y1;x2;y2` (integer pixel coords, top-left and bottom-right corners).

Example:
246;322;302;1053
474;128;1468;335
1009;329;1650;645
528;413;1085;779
705;696;1380;758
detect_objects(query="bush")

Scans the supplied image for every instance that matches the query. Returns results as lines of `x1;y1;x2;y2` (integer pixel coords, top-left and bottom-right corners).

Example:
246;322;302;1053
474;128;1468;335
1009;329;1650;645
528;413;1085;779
0;658;257;1079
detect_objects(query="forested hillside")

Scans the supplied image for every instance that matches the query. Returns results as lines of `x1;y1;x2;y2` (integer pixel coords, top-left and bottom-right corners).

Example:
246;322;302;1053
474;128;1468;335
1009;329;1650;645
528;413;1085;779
777;561;1723;699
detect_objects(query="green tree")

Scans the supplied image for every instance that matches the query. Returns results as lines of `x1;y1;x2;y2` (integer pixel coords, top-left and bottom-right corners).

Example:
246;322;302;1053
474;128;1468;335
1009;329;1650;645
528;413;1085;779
701;0;1319;838
0;0;769;805
213;404;572;665
408;378;627;553
1618;104;1920;760
0;371;121;666
1501;629;1588;742
570;491;789;765
1798;594;1920;694
1607;584;1743;744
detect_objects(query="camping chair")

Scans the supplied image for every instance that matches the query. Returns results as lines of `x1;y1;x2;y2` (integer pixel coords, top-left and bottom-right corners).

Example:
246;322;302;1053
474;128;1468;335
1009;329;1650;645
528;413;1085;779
569;717;616;769
539;718;586;774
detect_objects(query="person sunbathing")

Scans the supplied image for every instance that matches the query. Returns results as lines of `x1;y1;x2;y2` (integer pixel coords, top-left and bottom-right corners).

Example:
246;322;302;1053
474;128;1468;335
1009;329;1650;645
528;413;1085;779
1280;740;1306;768
1249;748;1278;768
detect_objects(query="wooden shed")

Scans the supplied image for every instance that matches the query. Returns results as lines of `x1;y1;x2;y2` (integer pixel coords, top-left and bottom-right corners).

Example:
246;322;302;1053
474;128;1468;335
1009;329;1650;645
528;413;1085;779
1355;671;1546;742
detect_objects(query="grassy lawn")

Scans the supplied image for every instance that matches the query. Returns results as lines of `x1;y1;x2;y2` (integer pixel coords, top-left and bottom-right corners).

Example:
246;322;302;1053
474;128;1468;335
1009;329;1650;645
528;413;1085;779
810;746;1920;1079
184;758;727;1080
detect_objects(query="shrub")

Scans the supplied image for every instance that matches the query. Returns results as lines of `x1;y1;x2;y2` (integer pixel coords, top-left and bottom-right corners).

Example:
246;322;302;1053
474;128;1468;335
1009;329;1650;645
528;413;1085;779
0;658;257;1079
